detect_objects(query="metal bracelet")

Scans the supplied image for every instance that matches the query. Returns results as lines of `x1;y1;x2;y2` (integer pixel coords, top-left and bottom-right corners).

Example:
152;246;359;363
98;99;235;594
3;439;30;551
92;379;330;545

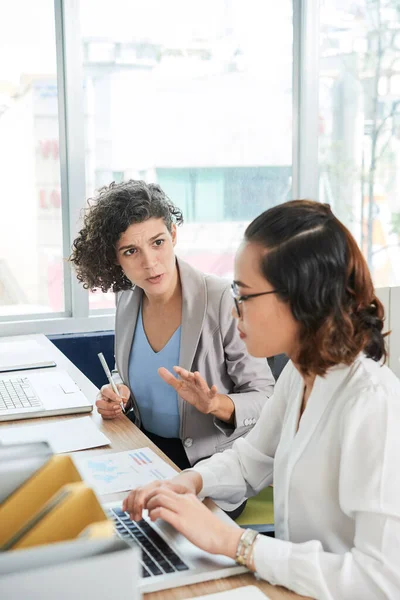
235;528;259;566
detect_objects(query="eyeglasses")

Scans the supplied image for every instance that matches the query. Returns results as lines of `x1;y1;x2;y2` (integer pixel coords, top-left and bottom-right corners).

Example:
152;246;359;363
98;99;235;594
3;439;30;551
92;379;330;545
230;282;280;317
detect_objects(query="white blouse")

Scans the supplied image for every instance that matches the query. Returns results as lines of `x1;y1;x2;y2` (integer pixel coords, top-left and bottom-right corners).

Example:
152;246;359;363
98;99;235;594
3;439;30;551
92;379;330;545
192;355;400;599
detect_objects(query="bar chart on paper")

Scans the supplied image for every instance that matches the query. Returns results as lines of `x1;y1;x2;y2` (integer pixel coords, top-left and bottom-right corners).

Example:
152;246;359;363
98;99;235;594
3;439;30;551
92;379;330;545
74;448;178;495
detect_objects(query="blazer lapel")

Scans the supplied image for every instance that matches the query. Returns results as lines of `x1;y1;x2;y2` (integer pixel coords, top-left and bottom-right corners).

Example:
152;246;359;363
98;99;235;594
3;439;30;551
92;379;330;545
177;257;207;372
176;257;207;432
115;286;142;384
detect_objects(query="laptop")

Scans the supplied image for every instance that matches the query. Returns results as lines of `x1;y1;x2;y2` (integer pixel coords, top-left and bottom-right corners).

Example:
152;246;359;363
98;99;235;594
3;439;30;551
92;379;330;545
104;500;247;594
0;370;93;422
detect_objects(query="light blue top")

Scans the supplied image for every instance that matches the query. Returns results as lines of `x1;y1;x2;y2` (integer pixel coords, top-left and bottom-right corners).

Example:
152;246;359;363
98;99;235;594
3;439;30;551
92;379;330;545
128;303;181;438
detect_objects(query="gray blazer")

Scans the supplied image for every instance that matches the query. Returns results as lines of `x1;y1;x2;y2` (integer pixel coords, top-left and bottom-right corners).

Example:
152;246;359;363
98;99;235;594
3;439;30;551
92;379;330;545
113;257;274;465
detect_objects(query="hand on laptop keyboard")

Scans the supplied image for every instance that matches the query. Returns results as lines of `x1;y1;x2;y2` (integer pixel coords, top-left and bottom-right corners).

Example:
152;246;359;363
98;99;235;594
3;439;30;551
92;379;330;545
145;488;242;559
122;471;202;522
122;471;242;561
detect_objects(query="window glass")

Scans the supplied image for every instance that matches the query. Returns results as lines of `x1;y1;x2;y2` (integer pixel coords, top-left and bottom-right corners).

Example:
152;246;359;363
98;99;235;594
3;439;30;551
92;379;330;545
0;0;64;316
79;0;293;308
319;0;400;286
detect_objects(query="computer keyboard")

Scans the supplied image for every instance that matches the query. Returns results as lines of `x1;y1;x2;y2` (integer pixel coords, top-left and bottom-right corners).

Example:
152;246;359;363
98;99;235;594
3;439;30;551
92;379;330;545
109;507;189;578
0;377;43;411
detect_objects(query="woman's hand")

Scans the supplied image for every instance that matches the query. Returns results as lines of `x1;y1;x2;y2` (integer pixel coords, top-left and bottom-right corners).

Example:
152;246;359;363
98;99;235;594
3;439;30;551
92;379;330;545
143;486;243;558
95;383;130;419
158;366;235;421
122;471;202;522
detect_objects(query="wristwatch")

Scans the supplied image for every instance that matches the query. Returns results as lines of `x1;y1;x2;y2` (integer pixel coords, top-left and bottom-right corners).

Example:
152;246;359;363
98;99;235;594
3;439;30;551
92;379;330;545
235;528;259;567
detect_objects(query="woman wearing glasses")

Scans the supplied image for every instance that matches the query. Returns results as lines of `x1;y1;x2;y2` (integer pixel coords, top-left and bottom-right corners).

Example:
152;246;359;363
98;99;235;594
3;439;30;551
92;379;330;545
70;180;274;489
123;200;400;599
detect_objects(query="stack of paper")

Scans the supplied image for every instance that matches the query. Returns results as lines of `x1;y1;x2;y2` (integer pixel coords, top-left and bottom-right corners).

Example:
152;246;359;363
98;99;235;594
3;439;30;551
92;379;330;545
0;417;110;453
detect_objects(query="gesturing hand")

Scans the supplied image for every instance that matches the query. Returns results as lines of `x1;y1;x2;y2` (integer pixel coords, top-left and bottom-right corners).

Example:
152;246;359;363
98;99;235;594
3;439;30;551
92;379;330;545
158;366;219;415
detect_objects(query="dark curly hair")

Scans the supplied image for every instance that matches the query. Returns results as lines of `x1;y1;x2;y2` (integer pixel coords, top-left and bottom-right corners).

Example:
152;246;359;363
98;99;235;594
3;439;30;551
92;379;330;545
70;180;183;292
245;200;388;376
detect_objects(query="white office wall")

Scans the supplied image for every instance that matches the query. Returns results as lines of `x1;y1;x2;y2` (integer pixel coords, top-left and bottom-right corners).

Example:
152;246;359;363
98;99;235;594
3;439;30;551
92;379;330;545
376;286;400;378
388;287;400;379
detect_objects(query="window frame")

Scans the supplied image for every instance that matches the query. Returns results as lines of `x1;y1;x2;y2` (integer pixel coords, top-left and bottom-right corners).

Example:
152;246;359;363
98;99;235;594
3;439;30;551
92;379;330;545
0;0;397;347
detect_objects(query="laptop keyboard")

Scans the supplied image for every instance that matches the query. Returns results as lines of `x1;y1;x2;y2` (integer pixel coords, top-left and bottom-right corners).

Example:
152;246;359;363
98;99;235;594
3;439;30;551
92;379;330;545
109;507;189;578
0;377;43;411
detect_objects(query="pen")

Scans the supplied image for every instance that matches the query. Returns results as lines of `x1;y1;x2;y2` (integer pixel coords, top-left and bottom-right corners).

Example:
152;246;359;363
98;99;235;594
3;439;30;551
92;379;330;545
97;352;125;413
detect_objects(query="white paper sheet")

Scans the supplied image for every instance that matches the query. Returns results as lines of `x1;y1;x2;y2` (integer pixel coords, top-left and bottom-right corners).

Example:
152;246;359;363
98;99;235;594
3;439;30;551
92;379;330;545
0;339;56;371
190;587;269;600
0;416;110;453
74;448;178;495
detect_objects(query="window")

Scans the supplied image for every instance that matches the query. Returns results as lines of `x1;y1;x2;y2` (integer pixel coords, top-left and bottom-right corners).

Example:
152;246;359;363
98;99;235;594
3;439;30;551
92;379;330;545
0;0;64;317
2;1;398;336
319;0;400;287
79;0;293;302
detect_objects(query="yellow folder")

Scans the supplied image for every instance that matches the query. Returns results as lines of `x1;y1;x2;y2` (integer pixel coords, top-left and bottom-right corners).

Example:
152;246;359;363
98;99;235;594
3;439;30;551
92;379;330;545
8;482;109;550
0;455;82;548
79;520;115;540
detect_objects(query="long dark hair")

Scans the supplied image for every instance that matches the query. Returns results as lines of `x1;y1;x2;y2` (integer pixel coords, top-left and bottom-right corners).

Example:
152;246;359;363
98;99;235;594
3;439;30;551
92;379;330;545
245;200;388;376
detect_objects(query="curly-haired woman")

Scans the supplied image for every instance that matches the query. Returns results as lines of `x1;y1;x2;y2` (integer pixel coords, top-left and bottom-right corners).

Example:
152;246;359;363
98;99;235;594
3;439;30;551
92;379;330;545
123;200;400;599
70;180;274;492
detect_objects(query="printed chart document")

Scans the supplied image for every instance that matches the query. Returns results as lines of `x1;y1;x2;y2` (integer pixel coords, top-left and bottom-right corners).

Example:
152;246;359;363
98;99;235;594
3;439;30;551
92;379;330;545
75;448;178;495
0;417;110;453
0;339;56;372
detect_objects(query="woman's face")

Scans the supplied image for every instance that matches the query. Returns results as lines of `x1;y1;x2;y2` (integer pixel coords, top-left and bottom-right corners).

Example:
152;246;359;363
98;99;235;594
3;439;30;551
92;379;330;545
116;218;177;297
233;241;299;359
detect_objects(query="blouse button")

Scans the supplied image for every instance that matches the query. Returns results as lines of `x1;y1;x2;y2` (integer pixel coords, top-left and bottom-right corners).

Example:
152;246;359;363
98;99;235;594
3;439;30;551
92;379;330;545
183;437;193;448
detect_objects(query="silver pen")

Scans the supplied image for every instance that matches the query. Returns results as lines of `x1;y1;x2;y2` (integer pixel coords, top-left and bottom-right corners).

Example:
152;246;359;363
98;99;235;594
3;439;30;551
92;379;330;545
97;352;125;412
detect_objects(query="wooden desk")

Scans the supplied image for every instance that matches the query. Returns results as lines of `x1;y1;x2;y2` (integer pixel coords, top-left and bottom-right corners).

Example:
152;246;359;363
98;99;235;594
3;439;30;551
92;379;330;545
0;334;311;600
